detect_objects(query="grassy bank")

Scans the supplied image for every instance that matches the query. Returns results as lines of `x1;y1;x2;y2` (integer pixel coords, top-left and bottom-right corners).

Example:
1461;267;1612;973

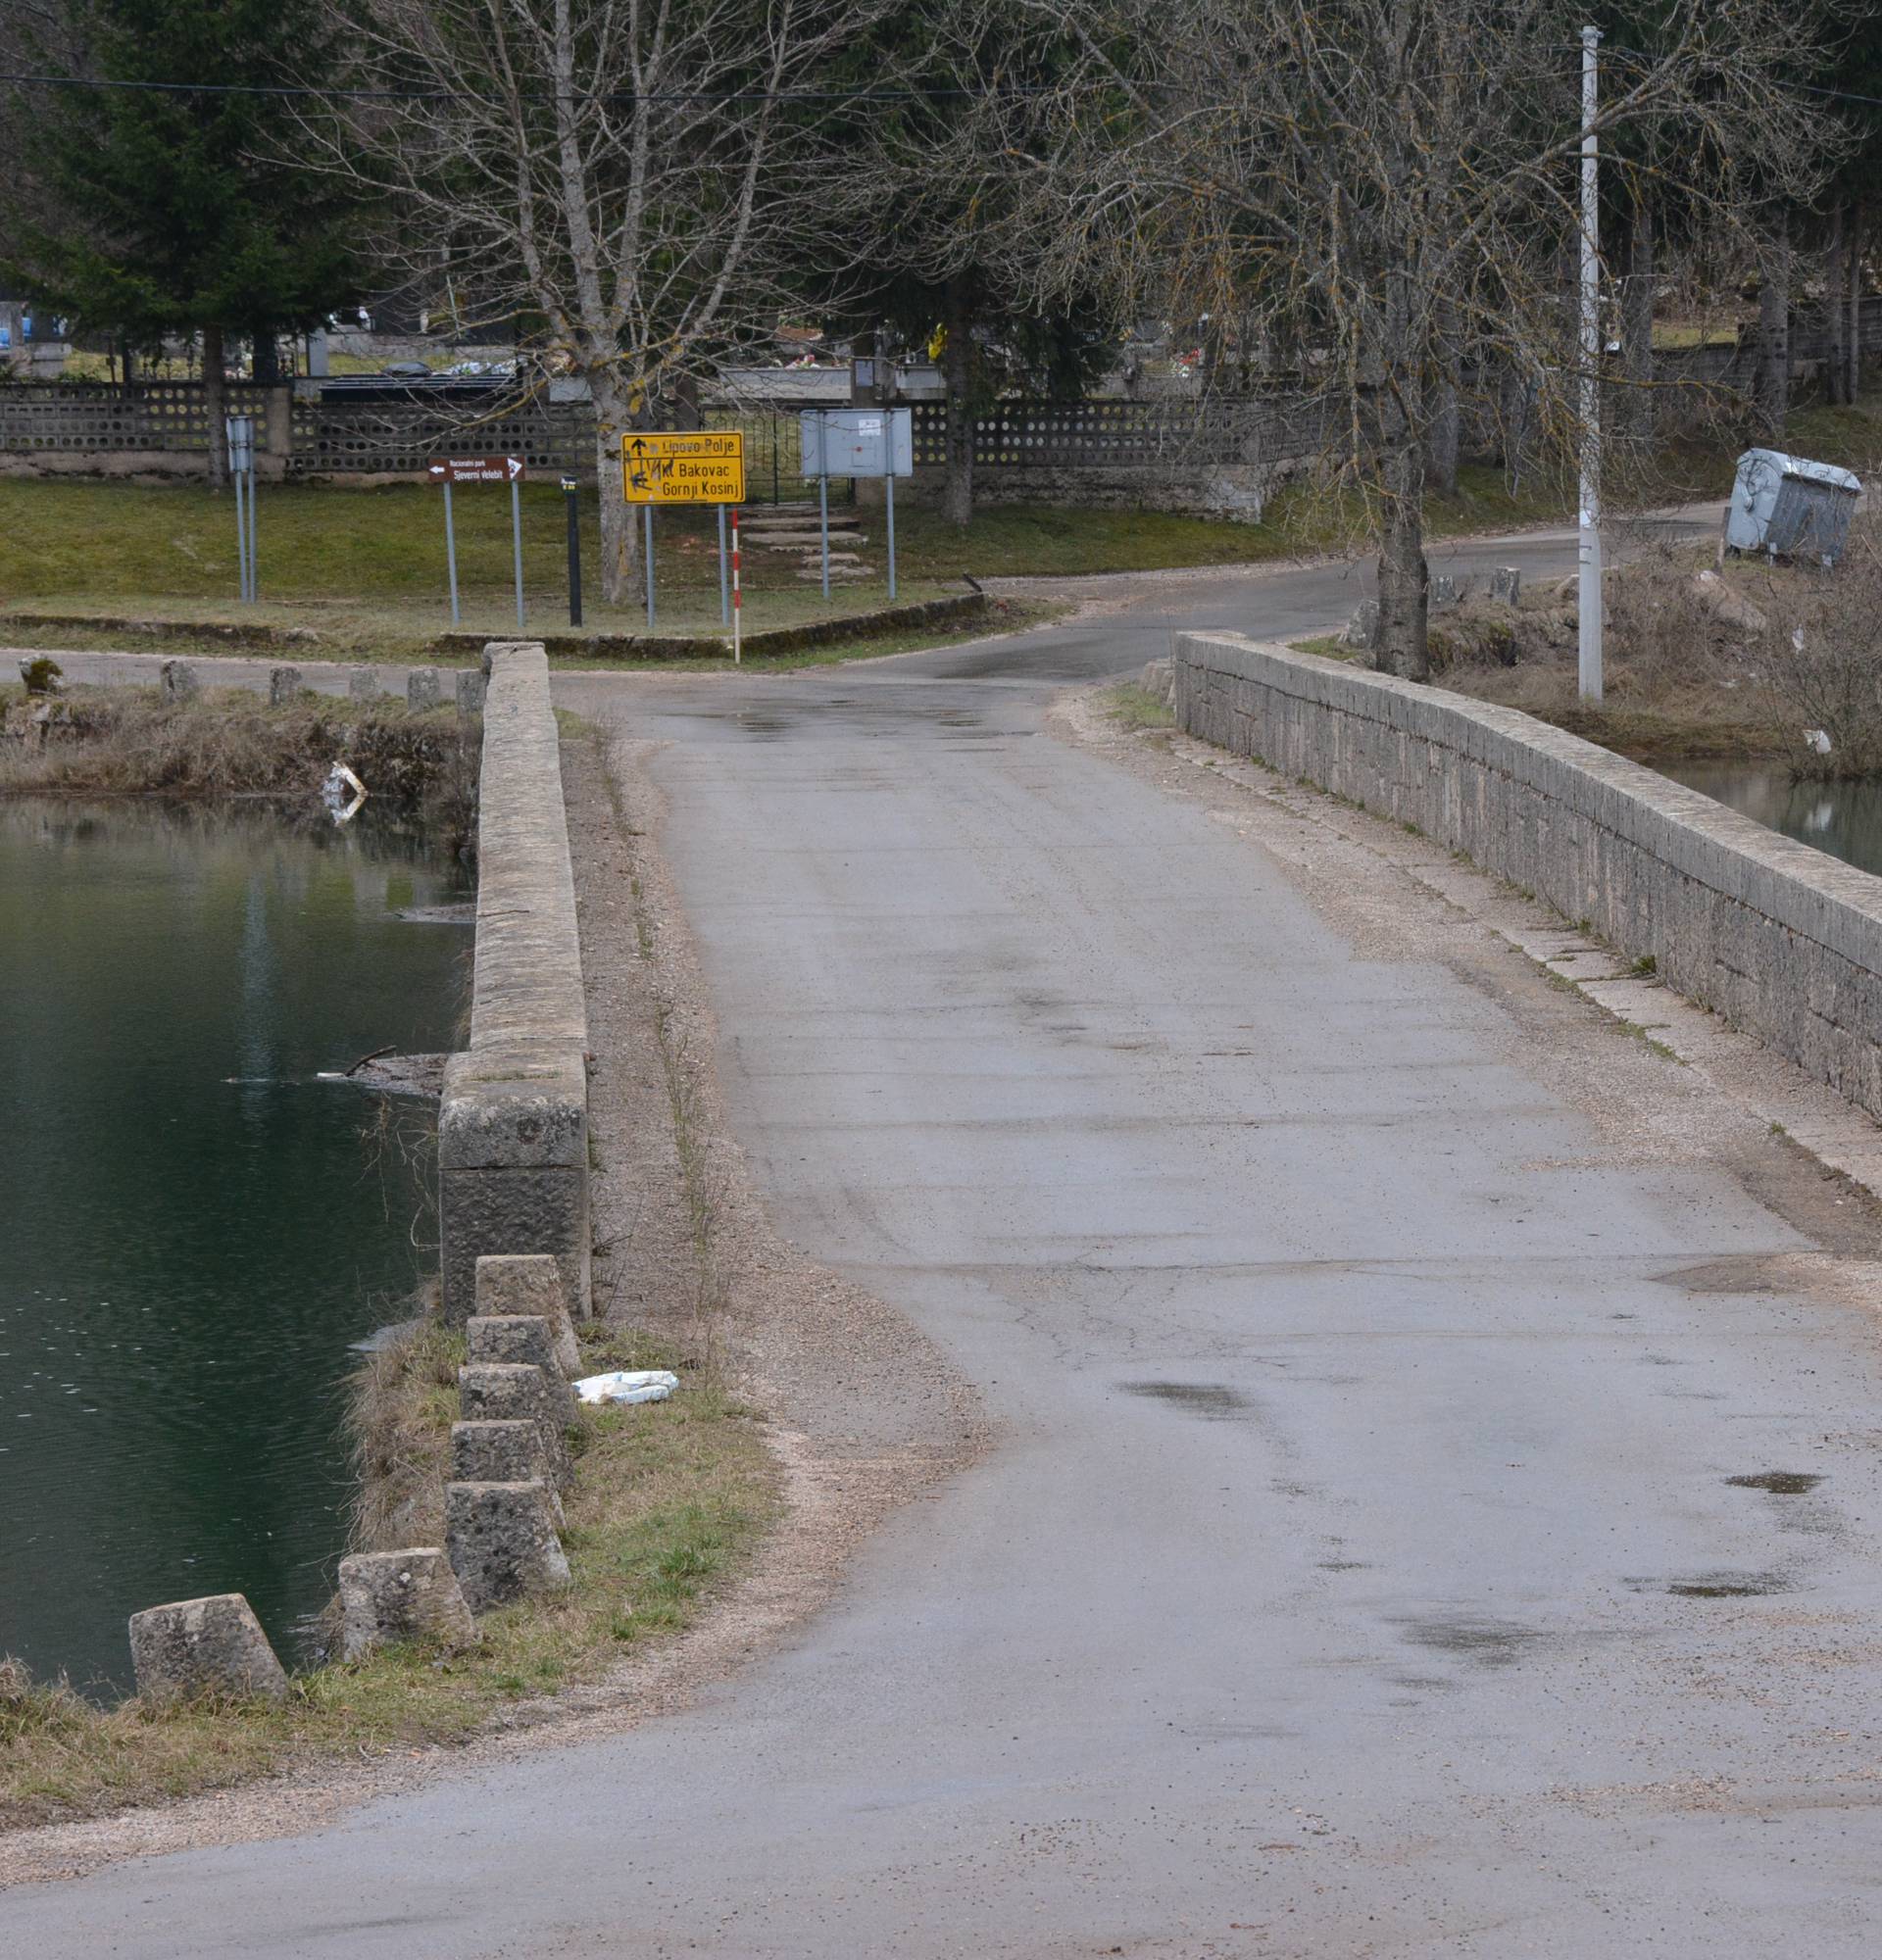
0;683;481;846
0;1321;777;1833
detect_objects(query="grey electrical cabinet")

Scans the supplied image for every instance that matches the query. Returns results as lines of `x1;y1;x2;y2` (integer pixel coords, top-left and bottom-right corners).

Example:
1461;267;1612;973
1725;449;1861;564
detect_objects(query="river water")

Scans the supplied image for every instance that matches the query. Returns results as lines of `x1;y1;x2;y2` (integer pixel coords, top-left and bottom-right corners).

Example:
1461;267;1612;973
1657;762;1882;879
0;800;470;1696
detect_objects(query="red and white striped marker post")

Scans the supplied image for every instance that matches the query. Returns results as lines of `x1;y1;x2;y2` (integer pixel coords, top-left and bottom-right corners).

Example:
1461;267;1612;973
731;507;742;664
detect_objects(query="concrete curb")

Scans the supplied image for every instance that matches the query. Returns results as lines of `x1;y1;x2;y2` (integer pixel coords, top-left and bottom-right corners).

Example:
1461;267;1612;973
433;590;990;662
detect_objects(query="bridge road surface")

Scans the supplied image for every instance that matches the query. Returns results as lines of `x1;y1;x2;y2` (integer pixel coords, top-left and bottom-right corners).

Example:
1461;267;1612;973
15;516;1882;1956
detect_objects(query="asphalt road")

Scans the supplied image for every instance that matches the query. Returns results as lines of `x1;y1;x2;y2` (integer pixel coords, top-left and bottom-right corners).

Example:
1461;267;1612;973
15;512;1882;1956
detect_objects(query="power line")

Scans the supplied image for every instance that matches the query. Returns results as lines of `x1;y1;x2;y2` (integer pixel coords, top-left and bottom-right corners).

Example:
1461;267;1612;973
7;55;1881;114
0;69;1060;107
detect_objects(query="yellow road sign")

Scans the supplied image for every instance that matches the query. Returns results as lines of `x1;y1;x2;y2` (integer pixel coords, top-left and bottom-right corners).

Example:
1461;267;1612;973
620;430;746;504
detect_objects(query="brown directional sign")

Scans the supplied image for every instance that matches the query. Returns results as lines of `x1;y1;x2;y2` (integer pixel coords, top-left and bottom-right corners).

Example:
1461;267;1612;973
428;456;525;485
620;431;745;505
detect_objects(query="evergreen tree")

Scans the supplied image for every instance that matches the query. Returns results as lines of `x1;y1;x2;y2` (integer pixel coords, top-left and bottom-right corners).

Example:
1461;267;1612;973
2;0;371;483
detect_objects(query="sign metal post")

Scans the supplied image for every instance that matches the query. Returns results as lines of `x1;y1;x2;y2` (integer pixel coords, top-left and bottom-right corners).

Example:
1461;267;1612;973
718;505;729;625
818;470;830;600
442;482;460;624
224;416;257;603
510;471;525;630
800;409;911;603
731;508;742;662
619;431;747;642
562;475;582;627
644;506;656;629
426;455;528;627
885;466;897;602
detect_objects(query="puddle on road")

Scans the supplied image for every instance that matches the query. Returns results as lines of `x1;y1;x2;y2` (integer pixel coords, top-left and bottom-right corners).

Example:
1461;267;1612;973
1725;1471;1825;1495
1662;1571;1792;1598
1120;1380;1256;1420
1394;1615;1548;1668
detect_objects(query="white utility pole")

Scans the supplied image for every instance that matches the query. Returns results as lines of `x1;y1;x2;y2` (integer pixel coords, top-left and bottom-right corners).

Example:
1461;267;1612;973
1578;24;1604;703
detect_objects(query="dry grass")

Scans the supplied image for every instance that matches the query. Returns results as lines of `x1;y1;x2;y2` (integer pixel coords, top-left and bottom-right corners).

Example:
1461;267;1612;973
0;1321;779;1833
1432;503;1882;771
0;684;480;844
347;1317;465;1552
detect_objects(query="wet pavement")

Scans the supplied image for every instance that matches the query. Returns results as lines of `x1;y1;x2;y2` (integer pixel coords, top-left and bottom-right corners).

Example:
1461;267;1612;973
15;513;1882;1956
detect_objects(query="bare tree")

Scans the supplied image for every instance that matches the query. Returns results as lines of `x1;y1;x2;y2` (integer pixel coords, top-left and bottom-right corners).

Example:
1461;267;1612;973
306;0;876;602
992;0;1841;678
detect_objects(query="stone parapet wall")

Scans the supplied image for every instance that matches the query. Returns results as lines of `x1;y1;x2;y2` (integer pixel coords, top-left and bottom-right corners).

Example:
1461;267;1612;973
439;642;590;1323
1173;631;1882;1123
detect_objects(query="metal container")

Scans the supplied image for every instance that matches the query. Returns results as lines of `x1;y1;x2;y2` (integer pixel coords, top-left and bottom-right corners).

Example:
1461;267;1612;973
1725;448;1861;564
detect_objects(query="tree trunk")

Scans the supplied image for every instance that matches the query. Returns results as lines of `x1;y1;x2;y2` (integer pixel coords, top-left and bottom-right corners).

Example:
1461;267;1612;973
590;367;640;605
1622;193;1656;441
1826;202;1848;407
1851;207;1865;404
253;331;281;386
674;369;702;429
941;271;974;529
202;323;228;492
1499;357;1534;493
1755;215;1790;443
1374;437;1430;681
1425;298;1460;498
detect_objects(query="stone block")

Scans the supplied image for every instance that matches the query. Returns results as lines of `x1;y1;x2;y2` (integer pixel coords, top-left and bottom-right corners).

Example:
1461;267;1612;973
440;1158;588;1332
1431;574;1462;612
456;668;487;715
458;1361;573;1490
451;1421;565;1525
1490;565;1521;606
1342;600;1377;650
475;1252;583;1368
468;1313;575;1404
336;1547;476;1661
160;659;198;702
348;665;382;702
127;1592;287;1704
407;667;442;711
452;1417;551;1485
445;1481;571;1614
268;664;302;708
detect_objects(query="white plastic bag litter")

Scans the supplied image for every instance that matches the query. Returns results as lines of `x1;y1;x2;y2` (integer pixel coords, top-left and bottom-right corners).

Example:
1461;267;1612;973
574;1369;679;1406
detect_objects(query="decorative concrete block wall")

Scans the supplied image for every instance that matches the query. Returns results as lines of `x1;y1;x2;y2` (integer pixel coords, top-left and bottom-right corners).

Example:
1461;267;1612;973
1173;631;1882;1123
439;643;591;1325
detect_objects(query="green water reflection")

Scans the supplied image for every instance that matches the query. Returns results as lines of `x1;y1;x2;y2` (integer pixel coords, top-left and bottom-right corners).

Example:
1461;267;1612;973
0;801;470;1696
1658;762;1882;878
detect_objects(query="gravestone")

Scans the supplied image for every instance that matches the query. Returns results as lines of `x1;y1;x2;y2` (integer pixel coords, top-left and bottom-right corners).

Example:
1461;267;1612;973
348;665;382;702
268;664;302;708
407;667;442;711
160;660;198;703
1490;566;1522;606
456;668;487;715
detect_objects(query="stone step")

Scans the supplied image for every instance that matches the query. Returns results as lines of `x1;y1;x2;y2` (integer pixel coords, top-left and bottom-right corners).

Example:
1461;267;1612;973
796;564;872;581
